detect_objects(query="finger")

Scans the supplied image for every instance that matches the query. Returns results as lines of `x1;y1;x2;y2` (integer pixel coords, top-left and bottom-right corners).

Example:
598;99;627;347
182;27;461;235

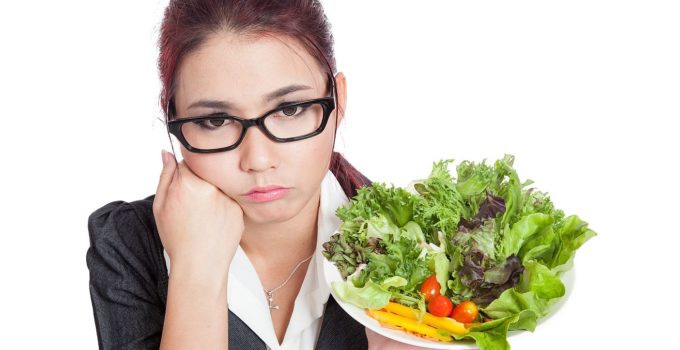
155;149;177;204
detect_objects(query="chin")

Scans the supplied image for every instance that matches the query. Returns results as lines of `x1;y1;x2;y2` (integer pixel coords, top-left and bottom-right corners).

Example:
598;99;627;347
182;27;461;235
241;199;298;224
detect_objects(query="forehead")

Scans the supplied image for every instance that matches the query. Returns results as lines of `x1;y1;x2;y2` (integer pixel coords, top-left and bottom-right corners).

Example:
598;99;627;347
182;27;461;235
174;31;327;112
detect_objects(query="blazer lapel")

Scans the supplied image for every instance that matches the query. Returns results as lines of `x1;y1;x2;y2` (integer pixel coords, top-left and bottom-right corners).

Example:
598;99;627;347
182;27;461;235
315;296;368;350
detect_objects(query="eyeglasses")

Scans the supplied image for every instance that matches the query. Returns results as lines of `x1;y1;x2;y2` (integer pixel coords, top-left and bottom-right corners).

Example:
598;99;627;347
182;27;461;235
166;79;336;153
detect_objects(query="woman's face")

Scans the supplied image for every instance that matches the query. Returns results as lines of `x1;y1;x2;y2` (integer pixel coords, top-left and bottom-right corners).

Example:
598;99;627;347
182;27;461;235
172;31;344;224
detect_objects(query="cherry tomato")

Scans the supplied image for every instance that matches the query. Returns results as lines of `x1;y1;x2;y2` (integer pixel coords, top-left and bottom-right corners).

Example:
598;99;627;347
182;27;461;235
450;300;479;323
427;295;453;317
419;275;441;302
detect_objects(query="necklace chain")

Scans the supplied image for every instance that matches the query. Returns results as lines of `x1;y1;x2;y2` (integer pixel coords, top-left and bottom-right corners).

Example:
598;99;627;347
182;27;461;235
264;253;314;310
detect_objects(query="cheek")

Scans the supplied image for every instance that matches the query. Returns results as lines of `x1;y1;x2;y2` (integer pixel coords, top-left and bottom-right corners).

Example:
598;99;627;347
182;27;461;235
283;127;335;180
181;151;243;195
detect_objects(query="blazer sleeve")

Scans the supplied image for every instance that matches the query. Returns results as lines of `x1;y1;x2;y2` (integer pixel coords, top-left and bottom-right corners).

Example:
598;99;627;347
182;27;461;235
86;200;165;349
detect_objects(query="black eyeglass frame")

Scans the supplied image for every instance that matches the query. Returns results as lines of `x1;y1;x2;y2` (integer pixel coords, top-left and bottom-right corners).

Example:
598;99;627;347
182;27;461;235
166;77;336;154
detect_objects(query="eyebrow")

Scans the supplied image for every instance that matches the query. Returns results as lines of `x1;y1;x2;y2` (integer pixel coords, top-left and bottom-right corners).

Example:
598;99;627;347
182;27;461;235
187;84;313;111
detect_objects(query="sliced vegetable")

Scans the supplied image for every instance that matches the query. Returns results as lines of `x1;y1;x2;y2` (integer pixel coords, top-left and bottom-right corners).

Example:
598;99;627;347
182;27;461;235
367;308;453;342
383;302;469;335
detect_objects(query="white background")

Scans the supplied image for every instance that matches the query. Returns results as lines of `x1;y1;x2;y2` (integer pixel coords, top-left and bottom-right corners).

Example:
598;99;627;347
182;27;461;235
1;0;678;348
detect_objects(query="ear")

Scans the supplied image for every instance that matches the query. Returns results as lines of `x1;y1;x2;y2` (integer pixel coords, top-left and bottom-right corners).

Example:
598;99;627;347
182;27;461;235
333;72;347;128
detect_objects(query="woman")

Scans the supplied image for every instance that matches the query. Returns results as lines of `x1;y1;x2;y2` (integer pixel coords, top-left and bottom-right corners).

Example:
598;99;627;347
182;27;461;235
86;0;423;349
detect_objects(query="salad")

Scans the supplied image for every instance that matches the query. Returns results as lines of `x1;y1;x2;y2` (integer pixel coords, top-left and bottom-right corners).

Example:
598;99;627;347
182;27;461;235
322;155;596;350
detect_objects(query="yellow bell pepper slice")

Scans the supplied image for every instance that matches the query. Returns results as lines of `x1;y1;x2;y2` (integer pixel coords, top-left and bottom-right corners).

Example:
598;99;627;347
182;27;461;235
367;308;453;342
383;302;469;336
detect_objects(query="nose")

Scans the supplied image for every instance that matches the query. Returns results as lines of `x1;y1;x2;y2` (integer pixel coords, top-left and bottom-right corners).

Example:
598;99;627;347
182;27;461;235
238;124;279;173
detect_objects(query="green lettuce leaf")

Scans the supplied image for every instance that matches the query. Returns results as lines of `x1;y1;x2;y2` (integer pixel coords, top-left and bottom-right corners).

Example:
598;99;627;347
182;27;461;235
353;238;431;294
451;310;537;350
331;279;391;309
549;215;597;270
401;221;426;243
379;276;408;289
482;259;565;329
518;260;565;300
499;213;554;258
413;160;465;242
366;214;400;242
429;250;449;294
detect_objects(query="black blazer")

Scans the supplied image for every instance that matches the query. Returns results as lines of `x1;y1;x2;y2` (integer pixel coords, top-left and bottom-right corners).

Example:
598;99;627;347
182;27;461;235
86;153;372;349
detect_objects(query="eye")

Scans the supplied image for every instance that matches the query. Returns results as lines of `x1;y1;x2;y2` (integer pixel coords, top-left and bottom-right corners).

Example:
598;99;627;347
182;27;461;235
282;105;299;116
208;119;225;127
192;117;234;130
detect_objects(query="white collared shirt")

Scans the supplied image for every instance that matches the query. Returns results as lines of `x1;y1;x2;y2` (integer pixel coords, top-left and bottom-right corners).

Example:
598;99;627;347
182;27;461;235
163;170;349;349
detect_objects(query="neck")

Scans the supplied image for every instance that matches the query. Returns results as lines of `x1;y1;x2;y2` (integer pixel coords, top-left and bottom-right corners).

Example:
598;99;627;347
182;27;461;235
240;188;321;263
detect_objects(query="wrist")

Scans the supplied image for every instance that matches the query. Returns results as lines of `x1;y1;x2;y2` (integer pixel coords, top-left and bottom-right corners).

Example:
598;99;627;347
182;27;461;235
169;257;232;288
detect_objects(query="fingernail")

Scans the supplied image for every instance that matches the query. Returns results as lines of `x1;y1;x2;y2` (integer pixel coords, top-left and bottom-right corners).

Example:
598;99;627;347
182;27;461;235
161;150;168;165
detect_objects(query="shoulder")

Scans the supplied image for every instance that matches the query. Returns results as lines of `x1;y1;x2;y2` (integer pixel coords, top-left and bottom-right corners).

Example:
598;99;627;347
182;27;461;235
87;194;158;250
87;194;156;239
86;194;167;290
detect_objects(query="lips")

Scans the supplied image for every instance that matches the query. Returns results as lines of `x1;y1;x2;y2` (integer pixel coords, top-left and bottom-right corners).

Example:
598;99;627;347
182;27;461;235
244;185;288;195
243;185;290;203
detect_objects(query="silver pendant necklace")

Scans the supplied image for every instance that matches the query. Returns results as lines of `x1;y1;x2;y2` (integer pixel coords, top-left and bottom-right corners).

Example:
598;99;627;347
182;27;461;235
264;253;314;310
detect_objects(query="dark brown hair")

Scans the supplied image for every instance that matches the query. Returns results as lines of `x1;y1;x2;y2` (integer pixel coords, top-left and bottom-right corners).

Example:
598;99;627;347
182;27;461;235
158;0;338;122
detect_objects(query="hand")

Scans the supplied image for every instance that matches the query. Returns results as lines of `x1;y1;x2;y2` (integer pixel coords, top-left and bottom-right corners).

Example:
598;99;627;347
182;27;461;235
153;150;244;277
365;327;439;350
